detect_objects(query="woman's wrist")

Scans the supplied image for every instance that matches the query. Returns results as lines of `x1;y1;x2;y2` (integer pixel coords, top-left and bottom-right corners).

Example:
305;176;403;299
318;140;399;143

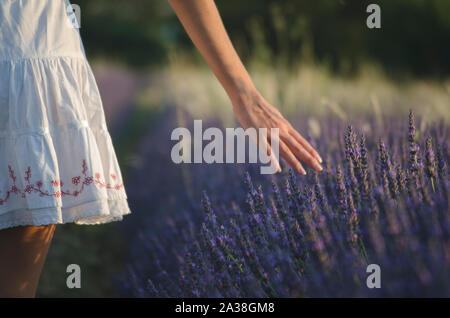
226;76;260;110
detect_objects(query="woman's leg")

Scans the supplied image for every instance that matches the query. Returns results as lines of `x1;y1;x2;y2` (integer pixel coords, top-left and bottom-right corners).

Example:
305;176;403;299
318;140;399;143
0;224;56;298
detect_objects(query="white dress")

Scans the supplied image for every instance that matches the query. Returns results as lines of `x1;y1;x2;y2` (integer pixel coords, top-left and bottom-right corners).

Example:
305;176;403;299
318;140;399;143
0;0;131;229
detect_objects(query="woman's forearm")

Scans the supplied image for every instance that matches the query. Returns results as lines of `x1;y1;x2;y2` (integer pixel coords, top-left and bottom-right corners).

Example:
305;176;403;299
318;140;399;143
168;0;323;173
168;0;256;103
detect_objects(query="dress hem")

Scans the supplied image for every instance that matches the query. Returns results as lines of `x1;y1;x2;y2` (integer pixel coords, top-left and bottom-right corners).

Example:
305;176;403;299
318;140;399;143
0;198;131;230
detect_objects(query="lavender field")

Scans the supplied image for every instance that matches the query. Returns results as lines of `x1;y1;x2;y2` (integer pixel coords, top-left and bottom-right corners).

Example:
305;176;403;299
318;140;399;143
36;62;449;298
120;108;449;297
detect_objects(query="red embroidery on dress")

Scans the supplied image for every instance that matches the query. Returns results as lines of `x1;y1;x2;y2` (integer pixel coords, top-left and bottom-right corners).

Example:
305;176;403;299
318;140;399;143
0;159;124;206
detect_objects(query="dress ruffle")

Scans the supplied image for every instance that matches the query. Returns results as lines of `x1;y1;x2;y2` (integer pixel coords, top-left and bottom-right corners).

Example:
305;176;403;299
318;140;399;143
0;56;131;230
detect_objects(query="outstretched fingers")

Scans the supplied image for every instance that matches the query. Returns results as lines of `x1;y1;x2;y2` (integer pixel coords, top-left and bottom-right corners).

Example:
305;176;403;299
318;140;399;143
278;139;307;175
283;135;323;172
288;126;323;163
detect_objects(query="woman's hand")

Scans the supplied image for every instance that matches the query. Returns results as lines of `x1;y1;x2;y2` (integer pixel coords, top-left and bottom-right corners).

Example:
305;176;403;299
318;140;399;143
231;87;323;175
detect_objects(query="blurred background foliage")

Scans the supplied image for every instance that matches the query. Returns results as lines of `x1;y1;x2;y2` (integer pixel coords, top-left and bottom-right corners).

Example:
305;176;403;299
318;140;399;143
76;0;450;77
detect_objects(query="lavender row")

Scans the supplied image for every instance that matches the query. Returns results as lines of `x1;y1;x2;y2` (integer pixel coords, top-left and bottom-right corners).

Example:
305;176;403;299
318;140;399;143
121;110;449;297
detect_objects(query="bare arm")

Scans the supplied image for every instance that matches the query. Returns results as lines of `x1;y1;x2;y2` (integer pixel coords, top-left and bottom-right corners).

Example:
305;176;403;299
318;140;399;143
168;0;323;174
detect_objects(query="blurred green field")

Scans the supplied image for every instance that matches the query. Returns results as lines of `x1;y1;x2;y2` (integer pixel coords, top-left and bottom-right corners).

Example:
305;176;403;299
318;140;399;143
156;52;450;125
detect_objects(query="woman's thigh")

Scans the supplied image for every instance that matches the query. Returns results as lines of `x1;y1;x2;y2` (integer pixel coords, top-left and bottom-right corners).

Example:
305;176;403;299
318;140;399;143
0;224;56;298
